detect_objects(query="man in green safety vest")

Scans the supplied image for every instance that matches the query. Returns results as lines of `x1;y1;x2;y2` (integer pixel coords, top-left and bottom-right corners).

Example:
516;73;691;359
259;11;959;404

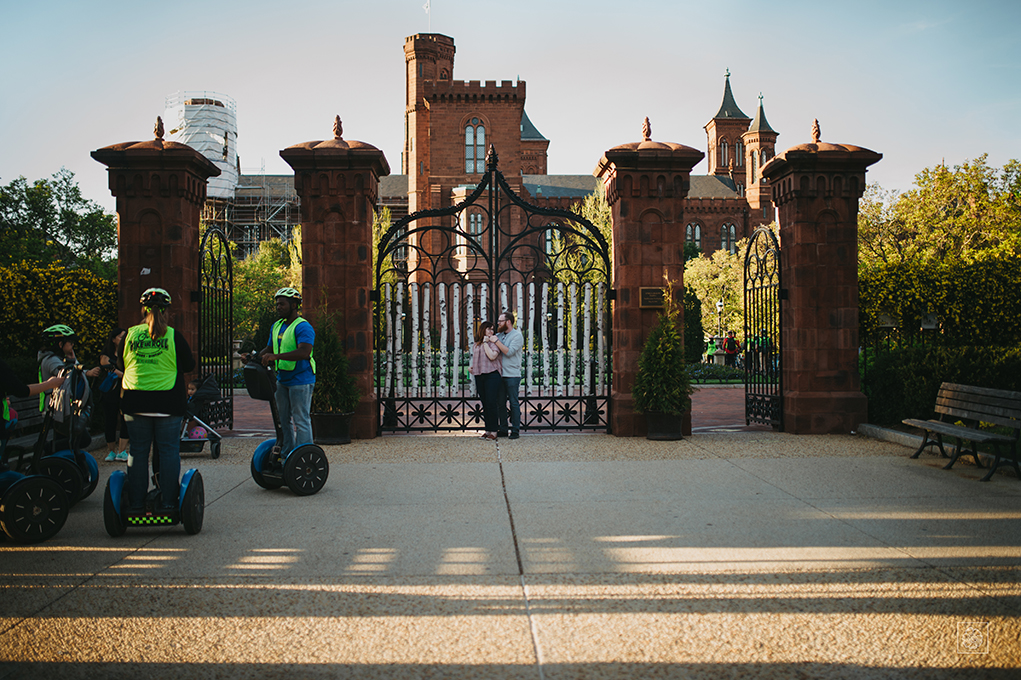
257;288;315;454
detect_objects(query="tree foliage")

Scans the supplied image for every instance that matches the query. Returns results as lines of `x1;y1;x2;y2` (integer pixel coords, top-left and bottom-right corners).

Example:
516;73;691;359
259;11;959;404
0;168;118;280
683;286;704;364
859;155;1021;270
232;233;300;347
683;239;748;341
632;287;693;416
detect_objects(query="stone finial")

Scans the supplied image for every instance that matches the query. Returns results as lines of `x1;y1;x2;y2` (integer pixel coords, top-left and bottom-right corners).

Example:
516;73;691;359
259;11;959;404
485;144;498;170
811;119;821;144
642;117;652;142
333;115;343;140
154;116;165;140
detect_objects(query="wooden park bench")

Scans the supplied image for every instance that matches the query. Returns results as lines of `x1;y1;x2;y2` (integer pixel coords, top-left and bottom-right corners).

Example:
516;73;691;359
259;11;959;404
903;382;1021;482
2;394;47;470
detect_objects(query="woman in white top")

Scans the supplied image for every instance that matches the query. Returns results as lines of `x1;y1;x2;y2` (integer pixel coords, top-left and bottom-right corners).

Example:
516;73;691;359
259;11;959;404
468;320;502;440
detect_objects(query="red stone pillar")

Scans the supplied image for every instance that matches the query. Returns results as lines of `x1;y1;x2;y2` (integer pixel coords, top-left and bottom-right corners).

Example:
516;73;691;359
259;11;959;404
91;118;221;359
280;118;391;439
761;128;881;434
594;125;704;436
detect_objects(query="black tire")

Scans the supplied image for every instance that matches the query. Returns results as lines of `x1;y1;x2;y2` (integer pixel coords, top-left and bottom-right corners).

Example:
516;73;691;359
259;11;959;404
283;445;329;496
251;453;284;490
80;453;99;500
181;472;204;535
210;441;221;460
37;456;85;507
1;476;69;543
103;479;127;538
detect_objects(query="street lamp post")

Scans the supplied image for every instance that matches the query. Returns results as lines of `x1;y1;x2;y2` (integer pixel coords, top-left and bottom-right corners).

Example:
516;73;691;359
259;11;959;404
716;298;724;338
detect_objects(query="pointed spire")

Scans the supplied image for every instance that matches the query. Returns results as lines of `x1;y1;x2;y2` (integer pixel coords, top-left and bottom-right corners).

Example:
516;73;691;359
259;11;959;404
713;69;749;120
748;93;776;134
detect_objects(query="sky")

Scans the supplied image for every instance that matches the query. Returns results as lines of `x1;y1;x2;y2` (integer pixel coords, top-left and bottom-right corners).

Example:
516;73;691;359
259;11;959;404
2;0;1019;213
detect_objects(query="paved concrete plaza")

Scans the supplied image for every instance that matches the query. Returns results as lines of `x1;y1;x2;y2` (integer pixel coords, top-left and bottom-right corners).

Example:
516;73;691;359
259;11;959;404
2;419;1019;678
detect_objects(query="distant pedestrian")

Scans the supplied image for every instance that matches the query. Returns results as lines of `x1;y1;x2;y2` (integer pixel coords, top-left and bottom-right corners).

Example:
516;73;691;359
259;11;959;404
469;320;502;440
723;331;740;367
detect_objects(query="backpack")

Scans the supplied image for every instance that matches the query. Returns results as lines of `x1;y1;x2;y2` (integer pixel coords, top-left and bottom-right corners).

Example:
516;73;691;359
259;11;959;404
48;363;93;440
725;337;739;352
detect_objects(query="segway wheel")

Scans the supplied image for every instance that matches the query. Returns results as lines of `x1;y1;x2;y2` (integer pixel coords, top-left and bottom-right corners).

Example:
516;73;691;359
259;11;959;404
251;440;284;490
210;441;221;460
103;476;128;538
283;445;329;496
0;476;69;543
181;471;204;535
80;452;100;499
37;456;85;507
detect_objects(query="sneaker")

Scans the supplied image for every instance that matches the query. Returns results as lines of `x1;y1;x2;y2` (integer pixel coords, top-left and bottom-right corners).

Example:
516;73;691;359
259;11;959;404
115;450;129;462
105;451;117;462
509;431;520;440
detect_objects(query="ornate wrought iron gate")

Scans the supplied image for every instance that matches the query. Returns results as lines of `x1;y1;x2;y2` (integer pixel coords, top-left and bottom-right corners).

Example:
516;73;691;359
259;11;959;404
374;148;612;432
743;225;782;429
197;226;233;429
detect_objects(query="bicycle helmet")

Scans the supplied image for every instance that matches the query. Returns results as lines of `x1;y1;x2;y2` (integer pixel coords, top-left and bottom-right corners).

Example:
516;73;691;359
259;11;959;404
140;287;172;308
42;324;77;341
274;287;302;302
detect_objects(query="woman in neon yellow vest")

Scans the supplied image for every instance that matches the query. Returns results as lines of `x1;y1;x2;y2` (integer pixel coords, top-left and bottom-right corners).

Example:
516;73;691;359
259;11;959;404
256;287;315;455
120;288;195;512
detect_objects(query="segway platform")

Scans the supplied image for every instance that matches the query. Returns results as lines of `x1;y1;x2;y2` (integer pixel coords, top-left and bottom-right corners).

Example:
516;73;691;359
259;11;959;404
103;468;204;537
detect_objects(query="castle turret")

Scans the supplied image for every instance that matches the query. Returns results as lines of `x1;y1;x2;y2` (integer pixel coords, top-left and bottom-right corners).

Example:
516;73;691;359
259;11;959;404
704;70;751;195
742;93;778;221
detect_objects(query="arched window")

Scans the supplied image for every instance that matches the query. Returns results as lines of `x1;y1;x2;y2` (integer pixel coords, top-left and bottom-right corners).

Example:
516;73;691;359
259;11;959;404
751;153;757;185
718;140;729;168
735;141;744;167
721;223;738;254
686;223;702;251
465;118;486;174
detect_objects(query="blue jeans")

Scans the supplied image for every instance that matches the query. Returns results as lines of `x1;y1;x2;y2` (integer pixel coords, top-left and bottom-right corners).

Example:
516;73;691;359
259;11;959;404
276;382;314;454
498;376;521;434
124;414;182;510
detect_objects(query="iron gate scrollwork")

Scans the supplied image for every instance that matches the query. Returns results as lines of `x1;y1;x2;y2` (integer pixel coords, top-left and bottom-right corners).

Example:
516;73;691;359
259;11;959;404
743;225;782;429
374;147;613;432
198;226;233;429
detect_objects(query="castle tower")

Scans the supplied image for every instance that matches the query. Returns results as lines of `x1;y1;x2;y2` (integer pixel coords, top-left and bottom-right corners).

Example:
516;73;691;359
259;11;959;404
404;33;455;216
704;70;751;195
743;94;779;222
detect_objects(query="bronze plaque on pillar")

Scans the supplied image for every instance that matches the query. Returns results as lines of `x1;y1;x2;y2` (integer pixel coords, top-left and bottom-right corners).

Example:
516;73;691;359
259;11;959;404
639;288;665;309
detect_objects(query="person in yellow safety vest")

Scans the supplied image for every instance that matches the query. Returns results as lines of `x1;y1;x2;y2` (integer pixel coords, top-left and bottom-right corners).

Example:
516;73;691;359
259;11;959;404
257;287;316;455
120;288;195;512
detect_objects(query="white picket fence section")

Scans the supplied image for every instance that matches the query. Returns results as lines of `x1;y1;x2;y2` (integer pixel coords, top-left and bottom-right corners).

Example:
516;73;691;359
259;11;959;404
378;281;609;398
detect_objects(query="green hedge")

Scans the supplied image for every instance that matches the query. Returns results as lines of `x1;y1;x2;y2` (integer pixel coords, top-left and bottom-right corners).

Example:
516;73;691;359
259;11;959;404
860;256;1021;344
863;345;1021;425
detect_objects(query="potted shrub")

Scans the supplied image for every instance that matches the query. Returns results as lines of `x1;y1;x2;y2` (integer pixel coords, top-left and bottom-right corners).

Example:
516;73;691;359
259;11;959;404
632;288;694;440
310;304;360;445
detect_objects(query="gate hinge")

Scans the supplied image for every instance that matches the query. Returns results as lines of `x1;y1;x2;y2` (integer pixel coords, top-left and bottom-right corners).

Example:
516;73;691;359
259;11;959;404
190;290;202;303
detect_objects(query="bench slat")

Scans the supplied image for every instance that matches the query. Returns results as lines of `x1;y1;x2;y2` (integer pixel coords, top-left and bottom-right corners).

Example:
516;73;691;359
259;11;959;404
937;394;1021;414
902;419;1016;443
942;382;1021;401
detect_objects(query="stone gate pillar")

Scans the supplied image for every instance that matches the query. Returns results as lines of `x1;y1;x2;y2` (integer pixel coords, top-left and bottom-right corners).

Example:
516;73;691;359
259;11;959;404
761;123;881;434
280;117;390;440
92;118;220;358
594;122;704;436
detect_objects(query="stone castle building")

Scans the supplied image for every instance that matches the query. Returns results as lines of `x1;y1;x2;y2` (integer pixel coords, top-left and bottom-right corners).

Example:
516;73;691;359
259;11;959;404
212;33;780;259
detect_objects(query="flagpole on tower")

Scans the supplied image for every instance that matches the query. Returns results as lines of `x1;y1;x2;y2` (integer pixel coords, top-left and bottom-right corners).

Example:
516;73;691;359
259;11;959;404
424;0;431;31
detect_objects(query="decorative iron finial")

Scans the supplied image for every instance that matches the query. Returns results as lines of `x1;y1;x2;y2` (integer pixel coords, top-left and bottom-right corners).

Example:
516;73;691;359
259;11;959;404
642;117;652;142
725;68;730;79
154;116;164;140
333;115;343;140
759;92;763;103
811;119;821;144
486;144;498;171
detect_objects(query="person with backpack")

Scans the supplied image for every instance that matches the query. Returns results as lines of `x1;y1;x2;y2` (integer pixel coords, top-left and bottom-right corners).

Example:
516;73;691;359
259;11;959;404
723;330;741;368
1;356;64;460
120;288;195;513
96;327;129;462
37;325;93;452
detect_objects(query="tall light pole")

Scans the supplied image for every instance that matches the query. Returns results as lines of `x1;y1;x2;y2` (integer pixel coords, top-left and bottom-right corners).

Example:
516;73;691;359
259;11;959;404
716;298;724;338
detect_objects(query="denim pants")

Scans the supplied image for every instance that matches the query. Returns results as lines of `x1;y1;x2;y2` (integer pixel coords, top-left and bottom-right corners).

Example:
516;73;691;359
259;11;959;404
124;414;182;510
498;376;522;434
276;382;314;454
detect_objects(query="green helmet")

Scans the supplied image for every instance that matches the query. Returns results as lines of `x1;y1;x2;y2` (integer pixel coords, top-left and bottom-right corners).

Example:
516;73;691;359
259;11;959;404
274;287;302;302
42;324;77;341
140;287;172;308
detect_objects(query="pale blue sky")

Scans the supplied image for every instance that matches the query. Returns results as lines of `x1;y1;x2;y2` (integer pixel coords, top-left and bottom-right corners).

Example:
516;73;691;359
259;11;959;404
2;0;1019;212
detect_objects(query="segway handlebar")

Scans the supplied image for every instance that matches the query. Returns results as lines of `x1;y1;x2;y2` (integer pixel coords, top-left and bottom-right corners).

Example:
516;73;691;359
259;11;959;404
242;354;277;402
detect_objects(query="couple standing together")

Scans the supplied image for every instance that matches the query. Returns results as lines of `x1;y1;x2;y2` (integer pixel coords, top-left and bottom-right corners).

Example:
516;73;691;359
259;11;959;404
469;312;524;441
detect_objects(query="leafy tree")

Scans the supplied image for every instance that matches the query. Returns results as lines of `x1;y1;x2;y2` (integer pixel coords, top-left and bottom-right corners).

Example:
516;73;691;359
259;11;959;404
683;285;705;364
859;156;1021;270
0;168;117;279
232;236;300;346
683;238;749;341
540;187;611;285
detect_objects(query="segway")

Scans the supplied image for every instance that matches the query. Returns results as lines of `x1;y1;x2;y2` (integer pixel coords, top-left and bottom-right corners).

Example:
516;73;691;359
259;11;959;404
244;356;329;496
28;361;99;507
103;466;204;537
0;463;69;543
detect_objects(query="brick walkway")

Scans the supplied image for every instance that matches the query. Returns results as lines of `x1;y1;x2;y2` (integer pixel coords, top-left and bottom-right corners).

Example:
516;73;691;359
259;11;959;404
221;384;759;436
